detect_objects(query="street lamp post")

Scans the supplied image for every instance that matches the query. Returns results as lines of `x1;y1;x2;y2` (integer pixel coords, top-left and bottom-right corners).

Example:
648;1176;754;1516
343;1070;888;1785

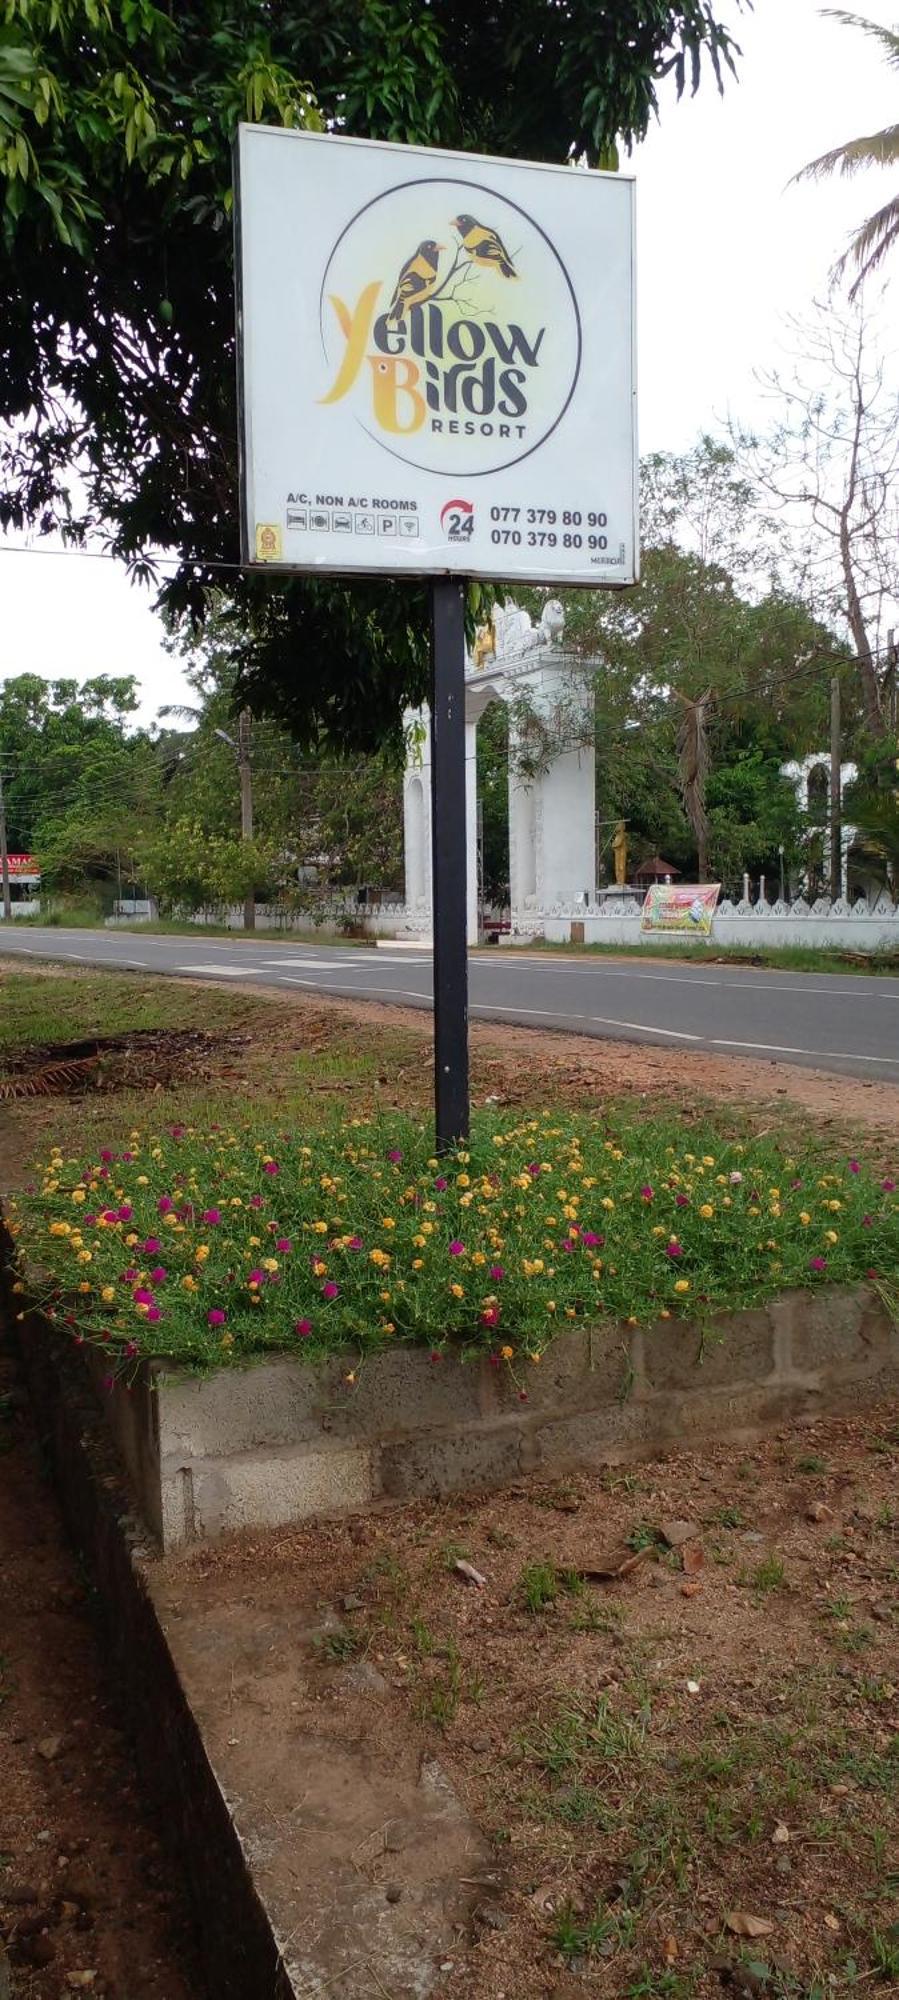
215;709;255;932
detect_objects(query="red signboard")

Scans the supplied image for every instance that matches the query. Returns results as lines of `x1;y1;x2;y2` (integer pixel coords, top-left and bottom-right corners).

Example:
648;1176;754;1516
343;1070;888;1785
7;855;39;877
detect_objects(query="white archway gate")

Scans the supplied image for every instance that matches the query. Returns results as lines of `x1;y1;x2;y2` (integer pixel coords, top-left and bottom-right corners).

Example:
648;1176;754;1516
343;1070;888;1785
403;601;596;945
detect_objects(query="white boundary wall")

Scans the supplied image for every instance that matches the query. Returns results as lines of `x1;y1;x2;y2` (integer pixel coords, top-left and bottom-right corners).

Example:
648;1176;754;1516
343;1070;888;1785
540;893;899;954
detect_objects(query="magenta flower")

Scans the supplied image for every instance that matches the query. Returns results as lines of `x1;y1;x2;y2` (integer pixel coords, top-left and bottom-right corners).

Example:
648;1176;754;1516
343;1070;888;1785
100;1149;115;1163
489;1264;505;1281
675;1194;690;1208
117;1204;133;1222
144;1238;161;1255
849;1160;860;1174
124;1340;139;1359
157;1196;173;1215
122;1267;137;1284
665;1242;683;1259
295;1318;313;1337
248;1268;265;1286
321;1280;340;1301
347;1235;363;1251
122;1152;135;1164
387;1148;403;1164
132;1287;155;1306
207;1308;227;1327
84;1213;96;1227
262;1161;280;1176
276;1238;292;1254
863;1215;873;1227
249;1194;264;1210
527;1162;540;1177
102;1209;119;1224
640;1185;654;1202
102;1374;115;1393
429;1350;443;1365
809;1256;827;1272
145;1305;161;1324
480;1305;500;1328
149;1266;167;1285
202;1208;221;1225
434;1176;448;1192
881;1178;895;1192
581;1232;603;1249
449;1240;465;1256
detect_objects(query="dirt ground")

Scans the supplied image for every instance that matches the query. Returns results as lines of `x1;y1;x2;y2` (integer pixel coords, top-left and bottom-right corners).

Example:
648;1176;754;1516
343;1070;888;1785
172;1403;899;1999
0;1329;201;2000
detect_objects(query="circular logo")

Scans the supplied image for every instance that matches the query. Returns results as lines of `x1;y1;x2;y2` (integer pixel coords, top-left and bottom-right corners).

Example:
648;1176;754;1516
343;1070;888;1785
319;177;581;478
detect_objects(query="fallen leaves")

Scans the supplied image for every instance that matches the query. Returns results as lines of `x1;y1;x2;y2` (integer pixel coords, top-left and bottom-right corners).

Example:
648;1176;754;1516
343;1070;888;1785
724;1912;775;1939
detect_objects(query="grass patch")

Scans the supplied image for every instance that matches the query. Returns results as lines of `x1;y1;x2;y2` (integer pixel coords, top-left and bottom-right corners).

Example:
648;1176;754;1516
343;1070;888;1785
8;1102;896;1374
0;967;262;1057
513;937;899;977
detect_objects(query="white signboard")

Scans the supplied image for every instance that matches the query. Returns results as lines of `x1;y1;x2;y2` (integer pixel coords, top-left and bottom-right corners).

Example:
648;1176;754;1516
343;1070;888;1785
235;127;637;586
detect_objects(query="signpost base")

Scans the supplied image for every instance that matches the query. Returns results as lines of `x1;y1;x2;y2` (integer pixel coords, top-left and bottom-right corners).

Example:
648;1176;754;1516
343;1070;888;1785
429;576;470;1152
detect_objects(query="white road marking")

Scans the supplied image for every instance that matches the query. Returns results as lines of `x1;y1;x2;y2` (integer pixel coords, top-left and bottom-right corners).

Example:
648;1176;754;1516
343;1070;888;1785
175;964;253;977
710;1037;898;1064
281;977;429;1000
472;958;898;1002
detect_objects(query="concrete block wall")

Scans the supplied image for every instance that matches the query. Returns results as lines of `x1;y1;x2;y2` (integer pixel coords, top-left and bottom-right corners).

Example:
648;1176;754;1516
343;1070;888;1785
79;1285;898;1549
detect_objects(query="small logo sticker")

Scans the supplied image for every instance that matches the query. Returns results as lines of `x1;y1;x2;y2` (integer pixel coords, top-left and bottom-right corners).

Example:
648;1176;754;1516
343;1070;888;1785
255;523;282;562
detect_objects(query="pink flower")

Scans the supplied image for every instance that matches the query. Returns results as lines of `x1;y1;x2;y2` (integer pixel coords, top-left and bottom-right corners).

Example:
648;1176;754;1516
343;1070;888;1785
248;1268;265;1286
581;1232;603;1249
480;1305;500;1328
100;1149;115;1163
849;1160;860;1174
321;1281;340;1301
149;1267;167;1285
144;1238;161;1255
640;1185;654;1202
276;1238;292;1254
449;1240;465;1256
527;1162;541;1177
387;1148;403;1164
295;1319;313;1337
434;1176;448;1192
102;1209;119;1224
429;1350;443;1365
122;1267;137;1284
262;1161;280;1176
249;1194;264;1210
665;1242;683;1259
489;1265;505;1281
881;1178;895;1192
729;1171;743;1186
157;1196;173;1214
863;1215;873;1227
84;1213;96;1226
809;1256;827;1272
117;1204;133;1222
145;1305;161;1324
121;1152;135;1164
202;1209;221;1225
207;1308;227;1326
675;1194;690;1207
124;1340;139;1359
132;1287;155;1305
347;1236;363;1251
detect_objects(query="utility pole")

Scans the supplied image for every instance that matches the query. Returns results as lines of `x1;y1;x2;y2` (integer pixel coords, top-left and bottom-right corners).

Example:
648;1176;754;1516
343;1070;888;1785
830;674;842;902
887;628;897;735
214;711;255;932
237;708;255;933
0;769;11;924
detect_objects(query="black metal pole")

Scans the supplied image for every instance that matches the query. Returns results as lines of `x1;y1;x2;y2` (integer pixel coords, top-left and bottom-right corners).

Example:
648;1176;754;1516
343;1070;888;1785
429;576;469;1151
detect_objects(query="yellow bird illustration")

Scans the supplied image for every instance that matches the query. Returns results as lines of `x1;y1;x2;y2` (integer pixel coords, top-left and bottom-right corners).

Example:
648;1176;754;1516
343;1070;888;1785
452;213;517;279
386;239;445;321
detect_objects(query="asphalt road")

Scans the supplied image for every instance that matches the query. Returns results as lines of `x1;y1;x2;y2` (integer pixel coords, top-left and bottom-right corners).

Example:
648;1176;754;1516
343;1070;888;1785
1;926;898;1083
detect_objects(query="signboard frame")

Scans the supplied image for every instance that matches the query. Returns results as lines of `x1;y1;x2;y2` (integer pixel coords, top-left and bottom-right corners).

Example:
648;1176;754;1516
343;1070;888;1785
234;125;638;591
640;883;721;937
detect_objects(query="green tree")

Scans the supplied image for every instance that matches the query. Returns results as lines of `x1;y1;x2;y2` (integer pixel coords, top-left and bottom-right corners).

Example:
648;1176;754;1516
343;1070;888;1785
0;673;162;898
1;0;746;751
794;11;899;299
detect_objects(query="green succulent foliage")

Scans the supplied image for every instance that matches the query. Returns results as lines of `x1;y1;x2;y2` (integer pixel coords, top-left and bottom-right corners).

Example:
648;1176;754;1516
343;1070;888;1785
0;0;747;752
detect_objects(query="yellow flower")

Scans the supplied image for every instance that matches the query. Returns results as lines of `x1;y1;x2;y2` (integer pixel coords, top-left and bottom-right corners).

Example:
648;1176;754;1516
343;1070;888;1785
824;1229;838;1244
78;1281;91;1295
457;1174;470;1188
423;1200;437;1214
182;1275;198;1292
221;1332;234;1349
674;1278;690;1294
312;1220;328;1234
421;1221;434;1236
71;1188;86;1204
500;1343;514;1360
381;1218;396;1230
702;1155;715;1167
799;1212;811;1226
49;1221;71;1237
659;1308;671;1319
529;1352;541;1365
450;1282;465;1299
601;1197;615;1211
699;1204;714;1220
412;1258;424;1271
471;1250;486;1266
827;1200;842;1212
379;1290;391;1304
195;1245;210;1263
77;1250;92;1265
312;1259;328;1277
381;1322;395;1335
136;1174;149;1186
370;1247;390;1268
546;1300;556;1314
262;1257;279;1273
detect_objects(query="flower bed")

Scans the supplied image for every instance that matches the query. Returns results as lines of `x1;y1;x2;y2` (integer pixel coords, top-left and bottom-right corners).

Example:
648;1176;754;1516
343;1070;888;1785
6;1112;897;1379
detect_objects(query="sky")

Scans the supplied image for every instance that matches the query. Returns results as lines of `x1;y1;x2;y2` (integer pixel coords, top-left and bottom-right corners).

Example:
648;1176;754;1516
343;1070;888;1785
2;0;897;725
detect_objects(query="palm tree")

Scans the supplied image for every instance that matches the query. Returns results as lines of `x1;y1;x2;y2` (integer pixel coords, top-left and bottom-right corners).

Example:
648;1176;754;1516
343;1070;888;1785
794;11;899;299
